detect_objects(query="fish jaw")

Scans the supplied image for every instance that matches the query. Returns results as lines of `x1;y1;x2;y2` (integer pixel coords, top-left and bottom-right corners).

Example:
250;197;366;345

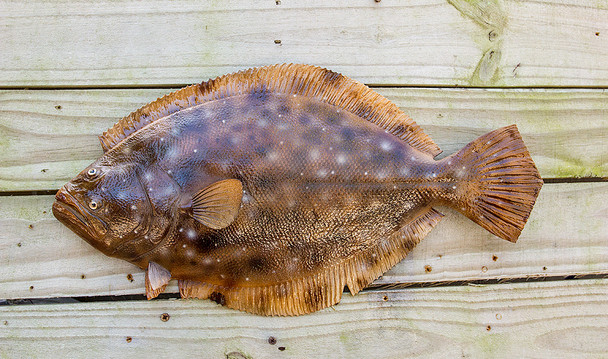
53;186;110;254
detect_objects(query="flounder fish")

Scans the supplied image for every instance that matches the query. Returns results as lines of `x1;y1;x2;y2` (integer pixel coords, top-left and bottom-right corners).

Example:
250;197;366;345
53;64;543;316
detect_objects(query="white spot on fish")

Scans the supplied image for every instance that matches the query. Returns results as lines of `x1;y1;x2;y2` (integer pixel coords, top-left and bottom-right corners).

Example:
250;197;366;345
222;119;226;124
267;151;279;161
166;147;179;159
160;137;164;142
300;172;304;176
245;277;250;281
279;141;284;145
309;148;320;161
364;171;369;176
182;244;187;248
337;109;341;113
329;146;333;151
220;274;225;278
322;127;326;132
278;114;282;118
187;229;196;239
411;156;416;161
293;94;297;98
447;160;452;165
193;149;198;153
216;258;221;262
331;170;335;175
452;185;457;190
134;229;138;234
179;228;183;233
131;205;137;210
432;173;437;178
380;141;393;152
167;170;172;175
144;235;149;240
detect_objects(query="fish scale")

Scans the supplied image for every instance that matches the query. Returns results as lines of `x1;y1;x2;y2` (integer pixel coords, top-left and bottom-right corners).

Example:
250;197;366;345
53;64;542;315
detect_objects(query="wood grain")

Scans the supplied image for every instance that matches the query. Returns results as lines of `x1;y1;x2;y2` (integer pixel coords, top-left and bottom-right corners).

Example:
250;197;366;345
1;182;606;299
1;279;607;358
1;0;607;87
1;88;606;192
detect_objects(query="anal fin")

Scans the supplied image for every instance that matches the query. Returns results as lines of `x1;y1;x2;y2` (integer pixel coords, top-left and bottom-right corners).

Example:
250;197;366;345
176;207;443;316
145;261;171;300
345;207;444;294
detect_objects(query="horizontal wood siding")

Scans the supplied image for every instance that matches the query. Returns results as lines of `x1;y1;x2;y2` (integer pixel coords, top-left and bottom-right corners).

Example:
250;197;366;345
0;1;606;87
1;88;606;192
1;0;607;357
1;182;606;299
1;279;607;358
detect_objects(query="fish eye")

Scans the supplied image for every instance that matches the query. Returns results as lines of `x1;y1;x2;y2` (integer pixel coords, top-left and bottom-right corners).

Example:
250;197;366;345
89;200;100;210
87;168;97;176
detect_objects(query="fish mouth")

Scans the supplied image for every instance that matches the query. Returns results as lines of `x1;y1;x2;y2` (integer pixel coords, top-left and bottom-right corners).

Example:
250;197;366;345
52;186;104;249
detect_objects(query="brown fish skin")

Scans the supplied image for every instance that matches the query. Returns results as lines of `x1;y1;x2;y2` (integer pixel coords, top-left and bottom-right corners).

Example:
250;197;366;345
53;64;542;316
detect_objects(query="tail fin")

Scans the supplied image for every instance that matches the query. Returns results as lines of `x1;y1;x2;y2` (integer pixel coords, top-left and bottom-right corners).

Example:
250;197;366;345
448;125;543;242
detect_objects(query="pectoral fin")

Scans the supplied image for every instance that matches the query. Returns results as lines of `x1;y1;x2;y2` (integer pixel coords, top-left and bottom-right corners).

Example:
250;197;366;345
191;179;243;230
145;261;171;300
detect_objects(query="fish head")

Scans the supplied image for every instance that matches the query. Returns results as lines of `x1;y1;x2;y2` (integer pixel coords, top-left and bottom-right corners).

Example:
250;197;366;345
53;159;153;258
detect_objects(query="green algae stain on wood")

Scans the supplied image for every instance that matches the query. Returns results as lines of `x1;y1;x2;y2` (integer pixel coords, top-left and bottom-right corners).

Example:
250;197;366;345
447;0;508;86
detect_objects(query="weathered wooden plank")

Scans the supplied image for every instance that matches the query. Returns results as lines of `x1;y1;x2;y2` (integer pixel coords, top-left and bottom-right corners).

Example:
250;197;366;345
1;0;607;87
1;182;606;299
1;88;606;192
1;279;607;358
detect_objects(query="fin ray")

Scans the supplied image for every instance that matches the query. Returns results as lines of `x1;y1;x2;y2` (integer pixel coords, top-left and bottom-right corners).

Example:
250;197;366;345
145;261;171;300
191;179;243;230
447;125;543;242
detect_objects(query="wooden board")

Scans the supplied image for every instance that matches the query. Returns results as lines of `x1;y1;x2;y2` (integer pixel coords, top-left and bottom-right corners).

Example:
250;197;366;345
1;87;606;192
1;279;607;358
1;182;606;299
1;0;607;87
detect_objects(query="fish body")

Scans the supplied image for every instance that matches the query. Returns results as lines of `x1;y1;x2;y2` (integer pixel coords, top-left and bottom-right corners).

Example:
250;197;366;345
53;64;543;315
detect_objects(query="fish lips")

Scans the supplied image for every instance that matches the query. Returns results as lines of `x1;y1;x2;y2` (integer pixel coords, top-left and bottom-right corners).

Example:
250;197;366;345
53;186;109;254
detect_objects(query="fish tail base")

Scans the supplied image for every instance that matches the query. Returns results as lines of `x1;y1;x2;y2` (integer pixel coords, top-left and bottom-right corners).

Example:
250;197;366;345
447;125;543;242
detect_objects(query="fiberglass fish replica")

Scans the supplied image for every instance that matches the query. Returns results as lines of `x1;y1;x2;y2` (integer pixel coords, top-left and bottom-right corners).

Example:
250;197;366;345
53;64;543;316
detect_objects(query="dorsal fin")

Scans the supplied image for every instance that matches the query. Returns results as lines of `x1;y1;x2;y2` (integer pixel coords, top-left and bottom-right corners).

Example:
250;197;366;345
100;64;441;156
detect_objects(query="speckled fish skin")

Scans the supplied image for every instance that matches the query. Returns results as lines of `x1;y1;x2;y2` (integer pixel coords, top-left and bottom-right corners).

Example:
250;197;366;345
52;64;543;316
